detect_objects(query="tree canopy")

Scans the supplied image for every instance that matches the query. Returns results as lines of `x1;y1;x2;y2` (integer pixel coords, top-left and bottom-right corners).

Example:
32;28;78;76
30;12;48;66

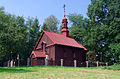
42;15;59;32
68;0;120;63
0;7;41;66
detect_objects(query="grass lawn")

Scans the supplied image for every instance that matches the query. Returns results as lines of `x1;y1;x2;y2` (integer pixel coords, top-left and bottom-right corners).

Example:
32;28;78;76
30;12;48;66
0;65;120;79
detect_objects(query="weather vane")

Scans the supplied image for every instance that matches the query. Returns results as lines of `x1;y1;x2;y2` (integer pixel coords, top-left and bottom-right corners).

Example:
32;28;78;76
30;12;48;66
63;4;66;18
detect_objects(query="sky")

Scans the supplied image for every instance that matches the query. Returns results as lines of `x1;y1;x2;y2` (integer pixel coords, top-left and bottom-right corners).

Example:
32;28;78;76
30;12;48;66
0;0;91;25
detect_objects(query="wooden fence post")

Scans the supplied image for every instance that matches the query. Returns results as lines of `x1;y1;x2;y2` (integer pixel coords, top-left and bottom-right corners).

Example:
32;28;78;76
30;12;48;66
11;60;13;67
27;58;30;66
17;54;19;67
74;60;77;67
61;59;63;67
96;61;99;67
8;60;10;67
45;59;48;66
45;55;48;66
86;61;88;67
106;62;108;66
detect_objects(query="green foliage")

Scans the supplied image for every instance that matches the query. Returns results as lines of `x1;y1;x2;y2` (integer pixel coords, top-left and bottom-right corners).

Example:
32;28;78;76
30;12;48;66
87;0;120;63
68;0;120;63
58;24;62;33
25;17;41;59
41;23;49;32
108;43;120;63
68;13;90;45
103;64;120;70
42;15;59;32
0;7;41;66
0;7;28;64
87;51;96;62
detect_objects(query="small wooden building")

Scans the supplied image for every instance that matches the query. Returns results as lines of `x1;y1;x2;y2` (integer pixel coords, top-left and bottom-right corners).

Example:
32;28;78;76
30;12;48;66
30;15;87;67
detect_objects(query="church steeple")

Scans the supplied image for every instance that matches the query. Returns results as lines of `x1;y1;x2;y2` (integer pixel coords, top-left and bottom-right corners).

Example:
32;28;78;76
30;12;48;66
61;4;69;37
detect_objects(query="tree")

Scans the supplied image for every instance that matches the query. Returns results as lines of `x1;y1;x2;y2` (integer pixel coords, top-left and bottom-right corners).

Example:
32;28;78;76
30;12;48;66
0;8;27;66
42;15;59;32
0;7;7;62
87;51;96;62
68;0;120;63
87;0;120;63
15;16;27;60
108;43;120;63
68;13;90;45
41;23;49;32
58;24;62;33
26;17;41;58
0;7;41;66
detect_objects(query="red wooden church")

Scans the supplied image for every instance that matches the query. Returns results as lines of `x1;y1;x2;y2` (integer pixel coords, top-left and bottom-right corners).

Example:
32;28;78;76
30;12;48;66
30;7;87;67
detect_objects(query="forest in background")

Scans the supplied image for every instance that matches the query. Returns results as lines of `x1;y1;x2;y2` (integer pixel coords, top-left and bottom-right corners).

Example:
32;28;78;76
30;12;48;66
0;0;120;66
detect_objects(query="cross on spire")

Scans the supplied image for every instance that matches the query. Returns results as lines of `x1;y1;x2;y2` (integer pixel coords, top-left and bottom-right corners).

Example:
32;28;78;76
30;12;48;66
63;4;66;18
62;4;69;37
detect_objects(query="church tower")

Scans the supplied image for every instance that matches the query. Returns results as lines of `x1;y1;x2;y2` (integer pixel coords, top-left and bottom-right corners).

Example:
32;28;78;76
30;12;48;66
61;4;69;37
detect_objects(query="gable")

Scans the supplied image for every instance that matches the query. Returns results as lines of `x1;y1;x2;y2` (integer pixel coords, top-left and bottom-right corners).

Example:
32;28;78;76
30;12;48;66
45;31;87;50
30;50;46;58
34;30;87;51
34;32;53;50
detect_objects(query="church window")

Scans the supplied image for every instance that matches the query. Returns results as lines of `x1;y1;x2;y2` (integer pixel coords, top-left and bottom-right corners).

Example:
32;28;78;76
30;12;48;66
72;51;76;58
63;50;67;57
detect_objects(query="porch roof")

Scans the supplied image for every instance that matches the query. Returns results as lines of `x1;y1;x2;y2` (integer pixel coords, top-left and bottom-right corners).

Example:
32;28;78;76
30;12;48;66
31;50;46;58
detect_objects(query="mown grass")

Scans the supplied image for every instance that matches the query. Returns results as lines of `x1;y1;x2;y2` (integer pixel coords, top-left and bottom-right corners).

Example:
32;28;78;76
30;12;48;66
85;64;120;70
0;65;120;79
102;64;120;70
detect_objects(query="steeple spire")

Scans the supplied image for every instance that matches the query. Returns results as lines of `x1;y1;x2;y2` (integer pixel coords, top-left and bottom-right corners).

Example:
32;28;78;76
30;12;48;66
63;4;66;18
61;4;69;37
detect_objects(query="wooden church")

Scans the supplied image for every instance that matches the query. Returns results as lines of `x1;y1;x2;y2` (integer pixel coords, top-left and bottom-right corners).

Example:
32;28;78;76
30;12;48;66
30;7;87;67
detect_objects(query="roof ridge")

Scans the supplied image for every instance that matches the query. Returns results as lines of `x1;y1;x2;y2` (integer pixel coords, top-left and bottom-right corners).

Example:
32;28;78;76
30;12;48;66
44;31;63;35
44;30;74;39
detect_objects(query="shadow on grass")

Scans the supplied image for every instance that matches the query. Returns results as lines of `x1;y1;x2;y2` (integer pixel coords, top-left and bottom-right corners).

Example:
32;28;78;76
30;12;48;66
0;68;34;73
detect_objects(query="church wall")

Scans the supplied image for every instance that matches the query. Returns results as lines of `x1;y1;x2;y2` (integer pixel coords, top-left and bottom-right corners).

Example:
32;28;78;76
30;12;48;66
46;45;55;62
55;44;86;67
36;58;45;66
31;58;37;66
36;33;53;49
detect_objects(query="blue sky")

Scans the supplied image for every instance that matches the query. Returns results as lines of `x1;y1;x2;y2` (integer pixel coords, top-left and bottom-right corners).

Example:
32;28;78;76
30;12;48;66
0;0;91;25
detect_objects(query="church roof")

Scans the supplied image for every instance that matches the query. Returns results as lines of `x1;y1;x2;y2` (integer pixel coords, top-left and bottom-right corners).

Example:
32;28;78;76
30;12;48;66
31;50;46;58
43;30;87;50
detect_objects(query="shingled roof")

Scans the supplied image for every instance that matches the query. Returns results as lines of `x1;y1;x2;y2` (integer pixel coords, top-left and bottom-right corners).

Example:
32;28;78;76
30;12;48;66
34;30;87;50
31;50;46;58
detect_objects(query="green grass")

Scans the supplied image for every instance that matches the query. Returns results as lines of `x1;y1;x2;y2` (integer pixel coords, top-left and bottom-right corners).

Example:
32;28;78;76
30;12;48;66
85;64;120;70
0;65;120;79
102;64;120;70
